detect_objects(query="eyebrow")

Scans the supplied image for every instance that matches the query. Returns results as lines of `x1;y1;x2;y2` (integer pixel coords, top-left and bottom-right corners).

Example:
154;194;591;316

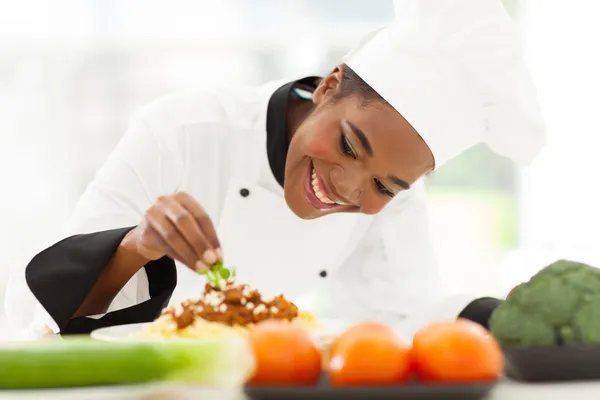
389;176;411;190
346;120;411;191
347;121;373;157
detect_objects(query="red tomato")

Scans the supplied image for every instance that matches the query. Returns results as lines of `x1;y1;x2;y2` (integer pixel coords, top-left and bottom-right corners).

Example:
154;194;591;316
328;321;412;386
412;319;504;383
247;321;322;386
329;321;392;355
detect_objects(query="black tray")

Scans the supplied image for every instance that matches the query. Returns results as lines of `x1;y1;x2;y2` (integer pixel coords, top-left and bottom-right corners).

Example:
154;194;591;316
504;345;600;382
244;375;497;400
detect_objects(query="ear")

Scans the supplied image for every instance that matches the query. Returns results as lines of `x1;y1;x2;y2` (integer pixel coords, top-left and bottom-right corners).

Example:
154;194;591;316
312;65;344;105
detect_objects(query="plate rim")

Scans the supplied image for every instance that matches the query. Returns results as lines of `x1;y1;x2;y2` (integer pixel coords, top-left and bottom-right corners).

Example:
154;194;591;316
243;378;498;400
90;318;352;342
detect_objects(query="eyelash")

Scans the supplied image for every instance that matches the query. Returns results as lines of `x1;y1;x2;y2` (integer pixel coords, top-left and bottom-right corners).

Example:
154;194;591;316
375;179;395;198
339;133;395;198
340;134;356;159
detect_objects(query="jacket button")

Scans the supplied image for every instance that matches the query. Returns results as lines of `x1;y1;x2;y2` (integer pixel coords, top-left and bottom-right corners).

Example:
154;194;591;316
319;270;327;278
240;188;250;197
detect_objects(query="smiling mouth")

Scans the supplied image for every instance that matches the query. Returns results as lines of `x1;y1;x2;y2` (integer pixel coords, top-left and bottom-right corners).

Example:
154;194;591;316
310;167;337;205
304;161;345;211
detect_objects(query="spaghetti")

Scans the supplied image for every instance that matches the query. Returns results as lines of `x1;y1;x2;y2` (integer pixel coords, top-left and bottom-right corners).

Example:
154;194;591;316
136;281;320;339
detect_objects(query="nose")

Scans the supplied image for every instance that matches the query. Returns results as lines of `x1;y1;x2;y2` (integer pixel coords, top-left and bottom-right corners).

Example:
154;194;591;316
330;165;364;205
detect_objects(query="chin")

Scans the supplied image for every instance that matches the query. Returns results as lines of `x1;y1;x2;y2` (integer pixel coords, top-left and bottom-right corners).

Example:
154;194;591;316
285;189;347;220
284;189;317;220
283;158;344;220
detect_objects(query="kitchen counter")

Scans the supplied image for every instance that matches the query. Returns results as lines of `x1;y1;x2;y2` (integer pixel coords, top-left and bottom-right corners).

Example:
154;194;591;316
1;380;600;400
0;385;243;400
491;380;600;399
0;316;596;399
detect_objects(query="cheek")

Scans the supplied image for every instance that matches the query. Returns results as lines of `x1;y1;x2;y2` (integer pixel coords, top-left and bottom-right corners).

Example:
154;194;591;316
302;124;338;162
361;196;391;215
305;138;333;161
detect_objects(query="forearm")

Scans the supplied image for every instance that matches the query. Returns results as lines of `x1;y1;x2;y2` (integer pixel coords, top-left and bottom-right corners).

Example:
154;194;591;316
73;231;149;317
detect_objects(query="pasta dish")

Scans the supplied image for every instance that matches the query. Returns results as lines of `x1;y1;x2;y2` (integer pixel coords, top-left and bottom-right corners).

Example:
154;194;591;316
137;281;320;339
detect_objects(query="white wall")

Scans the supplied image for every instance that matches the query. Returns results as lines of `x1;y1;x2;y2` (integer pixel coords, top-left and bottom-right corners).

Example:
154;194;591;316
499;0;600;290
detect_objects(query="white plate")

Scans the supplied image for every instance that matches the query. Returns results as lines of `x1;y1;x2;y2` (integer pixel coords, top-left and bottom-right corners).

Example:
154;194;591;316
91;318;352;344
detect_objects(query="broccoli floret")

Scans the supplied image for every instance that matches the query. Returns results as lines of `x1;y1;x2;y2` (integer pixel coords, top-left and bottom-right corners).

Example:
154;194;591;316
573;294;600;343
489;259;600;347
489;301;555;346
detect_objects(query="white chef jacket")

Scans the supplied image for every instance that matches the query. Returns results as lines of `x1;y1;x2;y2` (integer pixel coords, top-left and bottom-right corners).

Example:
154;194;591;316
5;78;477;339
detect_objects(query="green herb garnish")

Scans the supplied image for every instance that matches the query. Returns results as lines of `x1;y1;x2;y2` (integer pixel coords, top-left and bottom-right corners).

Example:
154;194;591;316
201;260;236;289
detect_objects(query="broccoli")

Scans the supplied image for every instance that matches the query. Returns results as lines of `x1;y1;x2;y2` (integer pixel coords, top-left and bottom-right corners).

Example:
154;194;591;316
489;259;600;347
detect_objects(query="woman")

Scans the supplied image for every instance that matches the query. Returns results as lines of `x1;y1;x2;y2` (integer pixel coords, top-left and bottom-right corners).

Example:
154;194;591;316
6;0;546;337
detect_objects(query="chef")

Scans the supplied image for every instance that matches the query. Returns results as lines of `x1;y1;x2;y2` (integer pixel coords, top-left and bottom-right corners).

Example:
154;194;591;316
5;0;546;338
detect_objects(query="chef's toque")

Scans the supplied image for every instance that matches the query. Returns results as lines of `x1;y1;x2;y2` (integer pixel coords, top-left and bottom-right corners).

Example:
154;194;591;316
343;0;547;168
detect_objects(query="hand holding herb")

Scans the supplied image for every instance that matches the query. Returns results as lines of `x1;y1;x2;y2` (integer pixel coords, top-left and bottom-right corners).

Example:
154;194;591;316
128;192;222;271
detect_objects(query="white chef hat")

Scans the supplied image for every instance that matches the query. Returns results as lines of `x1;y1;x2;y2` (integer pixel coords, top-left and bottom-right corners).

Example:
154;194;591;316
343;0;547;168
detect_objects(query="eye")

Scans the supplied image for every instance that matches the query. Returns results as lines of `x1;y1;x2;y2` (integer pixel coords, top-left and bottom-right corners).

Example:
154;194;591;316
374;179;395;198
339;133;356;159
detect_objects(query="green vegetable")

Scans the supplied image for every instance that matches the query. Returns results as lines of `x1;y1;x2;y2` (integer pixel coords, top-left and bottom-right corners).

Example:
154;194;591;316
202;260;236;289
0;336;254;389
490;259;600;347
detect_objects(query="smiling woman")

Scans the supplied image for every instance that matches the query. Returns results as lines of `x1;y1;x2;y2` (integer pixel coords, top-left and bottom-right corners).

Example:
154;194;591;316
7;0;545;341
283;66;433;218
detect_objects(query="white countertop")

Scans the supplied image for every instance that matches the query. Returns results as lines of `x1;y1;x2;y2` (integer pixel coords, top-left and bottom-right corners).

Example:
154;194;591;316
491;380;600;400
0;385;243;400
0;380;600;400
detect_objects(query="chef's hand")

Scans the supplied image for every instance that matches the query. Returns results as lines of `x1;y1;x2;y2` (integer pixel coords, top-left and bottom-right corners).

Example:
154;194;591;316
126;192;222;271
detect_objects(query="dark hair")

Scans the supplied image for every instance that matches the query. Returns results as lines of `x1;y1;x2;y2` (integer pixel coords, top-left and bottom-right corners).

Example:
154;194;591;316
335;64;390;108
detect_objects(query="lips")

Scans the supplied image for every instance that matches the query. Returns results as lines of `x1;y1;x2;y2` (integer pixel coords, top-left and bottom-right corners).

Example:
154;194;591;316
310;167;337;205
304;161;344;211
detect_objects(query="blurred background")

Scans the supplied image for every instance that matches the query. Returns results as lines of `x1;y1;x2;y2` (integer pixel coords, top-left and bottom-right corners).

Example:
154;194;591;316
1;0;599;335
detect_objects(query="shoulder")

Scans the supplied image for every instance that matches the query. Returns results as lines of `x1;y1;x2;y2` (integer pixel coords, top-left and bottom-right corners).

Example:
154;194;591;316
126;80;285;158
132;80;285;136
133;84;258;133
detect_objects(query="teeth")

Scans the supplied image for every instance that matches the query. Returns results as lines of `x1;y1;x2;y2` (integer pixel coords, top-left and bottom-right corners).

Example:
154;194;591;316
311;166;336;204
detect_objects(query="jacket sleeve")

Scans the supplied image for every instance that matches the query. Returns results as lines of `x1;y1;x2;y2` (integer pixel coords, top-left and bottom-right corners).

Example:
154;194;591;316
22;109;184;335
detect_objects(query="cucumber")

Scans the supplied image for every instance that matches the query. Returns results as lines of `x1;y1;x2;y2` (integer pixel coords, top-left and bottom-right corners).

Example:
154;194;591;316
0;337;255;389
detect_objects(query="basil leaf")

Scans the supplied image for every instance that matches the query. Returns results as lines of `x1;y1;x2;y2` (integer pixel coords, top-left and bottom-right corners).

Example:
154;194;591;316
219;268;231;280
205;270;215;283
211;260;223;272
200;260;236;289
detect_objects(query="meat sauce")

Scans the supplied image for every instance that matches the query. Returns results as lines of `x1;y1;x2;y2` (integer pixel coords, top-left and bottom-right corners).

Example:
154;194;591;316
162;282;300;330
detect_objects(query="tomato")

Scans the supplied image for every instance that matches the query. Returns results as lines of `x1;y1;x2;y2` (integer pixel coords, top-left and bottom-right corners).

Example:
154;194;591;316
247;321;322;386
329;321;392;355
412;319;504;383
328;321;412;386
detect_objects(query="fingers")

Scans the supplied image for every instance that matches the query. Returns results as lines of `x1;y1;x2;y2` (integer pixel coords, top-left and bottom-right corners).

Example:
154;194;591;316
175;192;222;252
134;220;169;261
157;195;214;263
138;222;185;263
144;206;198;269
142;193;222;272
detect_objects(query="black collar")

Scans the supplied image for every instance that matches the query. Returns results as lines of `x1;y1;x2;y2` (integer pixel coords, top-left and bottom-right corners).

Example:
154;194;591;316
266;77;320;188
